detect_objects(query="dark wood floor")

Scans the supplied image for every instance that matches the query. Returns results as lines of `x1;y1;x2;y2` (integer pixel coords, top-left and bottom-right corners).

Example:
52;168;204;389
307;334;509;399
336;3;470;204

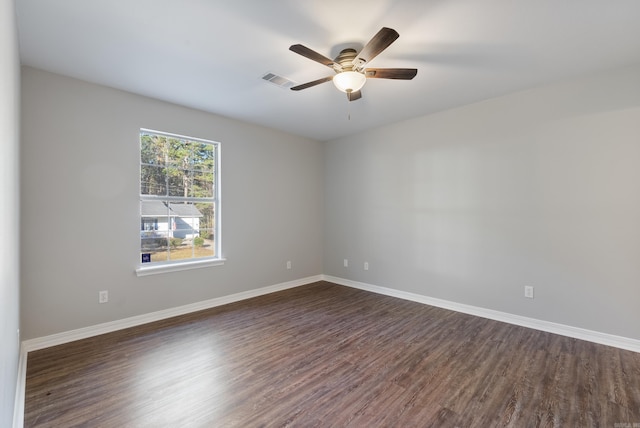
25;281;640;427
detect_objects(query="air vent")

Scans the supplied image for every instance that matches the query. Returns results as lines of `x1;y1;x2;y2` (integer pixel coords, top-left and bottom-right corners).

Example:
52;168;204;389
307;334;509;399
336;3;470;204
262;72;296;89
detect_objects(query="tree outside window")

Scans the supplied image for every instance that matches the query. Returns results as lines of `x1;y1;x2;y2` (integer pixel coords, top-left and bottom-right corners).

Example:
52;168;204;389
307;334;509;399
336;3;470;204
139;129;220;264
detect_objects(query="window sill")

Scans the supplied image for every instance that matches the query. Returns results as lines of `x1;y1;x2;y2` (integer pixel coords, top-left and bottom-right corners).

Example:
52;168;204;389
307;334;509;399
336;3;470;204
136;258;226;277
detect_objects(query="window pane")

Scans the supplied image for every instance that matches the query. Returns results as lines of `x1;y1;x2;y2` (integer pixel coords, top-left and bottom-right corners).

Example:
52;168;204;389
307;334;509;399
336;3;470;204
167;171;187;197
140;164;167;196
192;229;215;259
198;228;215;241
168;138;189;169
140;200;171;224
192;171;214;198
192;143;214;172
140;133;167;165
140;200;170;263
170;203;198;239
195;231;215;258
194;202;214;231
168;235;190;260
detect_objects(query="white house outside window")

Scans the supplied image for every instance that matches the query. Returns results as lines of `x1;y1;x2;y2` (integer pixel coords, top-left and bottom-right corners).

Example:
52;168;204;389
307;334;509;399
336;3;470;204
138;129;221;274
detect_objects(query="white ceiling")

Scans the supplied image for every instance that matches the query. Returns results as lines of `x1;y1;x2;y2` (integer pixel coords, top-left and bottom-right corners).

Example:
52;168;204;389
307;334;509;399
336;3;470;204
15;0;640;142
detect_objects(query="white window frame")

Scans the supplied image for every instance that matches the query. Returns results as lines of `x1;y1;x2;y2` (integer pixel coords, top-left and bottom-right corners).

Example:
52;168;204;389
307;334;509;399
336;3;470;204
136;129;224;276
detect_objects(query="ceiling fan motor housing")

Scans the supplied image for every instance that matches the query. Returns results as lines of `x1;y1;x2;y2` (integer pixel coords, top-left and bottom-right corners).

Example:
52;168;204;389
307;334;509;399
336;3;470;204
334;48;358;72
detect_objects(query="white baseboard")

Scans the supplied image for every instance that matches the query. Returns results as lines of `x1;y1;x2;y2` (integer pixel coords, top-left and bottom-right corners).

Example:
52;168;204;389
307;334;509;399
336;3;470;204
15;272;639;428
13;343;26;428
22;273;640;354
322;275;640;354
22;275;323;353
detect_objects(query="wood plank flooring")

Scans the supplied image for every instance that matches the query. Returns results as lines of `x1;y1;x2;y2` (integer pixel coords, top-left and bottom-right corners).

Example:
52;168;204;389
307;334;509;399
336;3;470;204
24;281;640;427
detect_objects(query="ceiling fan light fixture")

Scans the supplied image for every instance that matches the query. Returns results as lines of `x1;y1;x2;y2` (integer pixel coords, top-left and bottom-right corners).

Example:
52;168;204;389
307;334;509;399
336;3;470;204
289;27;416;102
333;71;366;93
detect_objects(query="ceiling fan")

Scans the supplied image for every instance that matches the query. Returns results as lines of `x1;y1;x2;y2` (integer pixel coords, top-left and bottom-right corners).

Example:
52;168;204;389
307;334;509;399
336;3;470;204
289;27;417;101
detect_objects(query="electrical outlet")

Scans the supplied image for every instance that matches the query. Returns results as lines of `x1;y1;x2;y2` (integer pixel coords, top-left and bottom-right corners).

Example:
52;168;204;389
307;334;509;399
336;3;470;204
99;290;109;304
344;259;348;267
286;260;292;270
524;286;534;299
364;262;369;271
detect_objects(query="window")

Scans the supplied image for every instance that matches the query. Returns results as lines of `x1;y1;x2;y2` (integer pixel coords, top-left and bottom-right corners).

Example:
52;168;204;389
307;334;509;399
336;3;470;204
138;129;222;274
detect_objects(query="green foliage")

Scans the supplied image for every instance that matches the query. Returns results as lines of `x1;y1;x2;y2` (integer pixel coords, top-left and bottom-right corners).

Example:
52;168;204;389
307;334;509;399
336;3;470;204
193;236;205;247
140;132;215;204
170;238;183;249
200;230;214;240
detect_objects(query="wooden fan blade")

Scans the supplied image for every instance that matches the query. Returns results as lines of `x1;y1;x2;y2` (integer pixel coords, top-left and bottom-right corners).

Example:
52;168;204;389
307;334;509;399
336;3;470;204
289;44;335;68
365;68;418;80
290;76;334;91
354;27;399;69
347;90;362;102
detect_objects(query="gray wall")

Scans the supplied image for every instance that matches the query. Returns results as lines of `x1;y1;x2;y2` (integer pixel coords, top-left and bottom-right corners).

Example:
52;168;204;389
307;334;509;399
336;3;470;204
324;64;640;340
0;0;21;424
18;59;640;346
21;67;324;340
